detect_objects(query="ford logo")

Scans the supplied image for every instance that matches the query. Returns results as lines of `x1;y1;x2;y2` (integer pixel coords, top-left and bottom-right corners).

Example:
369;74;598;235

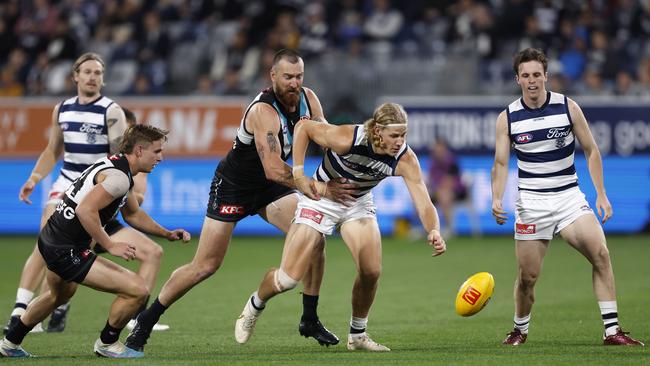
515;133;533;143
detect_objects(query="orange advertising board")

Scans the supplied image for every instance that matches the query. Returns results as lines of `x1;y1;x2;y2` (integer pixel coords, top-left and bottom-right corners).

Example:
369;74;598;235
0;97;247;157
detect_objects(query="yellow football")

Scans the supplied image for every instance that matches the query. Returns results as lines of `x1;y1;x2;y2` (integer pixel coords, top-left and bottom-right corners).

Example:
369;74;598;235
455;272;495;317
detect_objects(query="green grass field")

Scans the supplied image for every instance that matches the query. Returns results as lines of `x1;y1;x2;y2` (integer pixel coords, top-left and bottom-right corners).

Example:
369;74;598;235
1;234;649;365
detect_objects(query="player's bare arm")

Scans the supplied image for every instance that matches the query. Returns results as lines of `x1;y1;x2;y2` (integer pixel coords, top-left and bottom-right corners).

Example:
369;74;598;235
396;148;445;256
568;98;612;223
249;103;295;188
121;187;190;243
75;172;136;261
106;104;128;154
491;111;510;225
132;173;147;205
19;103;65;204
304;87;327;123
292;121;357;202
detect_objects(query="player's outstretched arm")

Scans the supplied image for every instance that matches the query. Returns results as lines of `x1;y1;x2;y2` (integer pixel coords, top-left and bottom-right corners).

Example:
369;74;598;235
292;120;357;202
396;148;446;257
120;189;190;242
19;103;65;204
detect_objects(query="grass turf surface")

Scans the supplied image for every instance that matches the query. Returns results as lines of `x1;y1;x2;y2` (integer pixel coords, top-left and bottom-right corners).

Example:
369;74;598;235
0;234;648;365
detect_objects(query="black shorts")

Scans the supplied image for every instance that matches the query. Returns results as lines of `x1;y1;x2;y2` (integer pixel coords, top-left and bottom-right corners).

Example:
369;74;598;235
206;172;295;222
94;219;125;254
37;239;97;283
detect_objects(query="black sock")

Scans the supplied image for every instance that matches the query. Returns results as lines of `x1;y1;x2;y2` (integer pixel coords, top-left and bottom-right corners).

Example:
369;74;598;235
349;326;365;334
5;319;32;345
133;295;150;320
301;294;319;322
138;297;167;327
100;320;122;344
13;303;27;312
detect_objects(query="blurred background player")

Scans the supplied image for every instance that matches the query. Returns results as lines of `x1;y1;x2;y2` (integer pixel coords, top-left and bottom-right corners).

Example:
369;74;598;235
234;102;446;351
491;48;643;346
427;138;469;238
125;49;357;353
3;55;167;335
0;124;190;358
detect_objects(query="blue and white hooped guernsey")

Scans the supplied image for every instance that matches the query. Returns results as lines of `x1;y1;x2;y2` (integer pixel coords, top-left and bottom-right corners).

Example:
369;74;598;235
507;91;578;192
57;95;113;183
314;125;408;198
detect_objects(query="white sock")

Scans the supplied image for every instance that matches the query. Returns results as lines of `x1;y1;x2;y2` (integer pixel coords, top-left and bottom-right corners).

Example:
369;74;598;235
11;288;34;316
514;314;530;335
599;301;619;336
250;292;266;314
349;316;368;337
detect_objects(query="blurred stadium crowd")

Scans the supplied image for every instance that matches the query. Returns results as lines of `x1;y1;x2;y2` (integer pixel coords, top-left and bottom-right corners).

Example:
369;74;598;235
2;0;650;114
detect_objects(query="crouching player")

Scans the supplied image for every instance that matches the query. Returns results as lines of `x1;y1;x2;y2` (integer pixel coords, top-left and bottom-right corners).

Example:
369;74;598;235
235;102;446;351
0;125;190;358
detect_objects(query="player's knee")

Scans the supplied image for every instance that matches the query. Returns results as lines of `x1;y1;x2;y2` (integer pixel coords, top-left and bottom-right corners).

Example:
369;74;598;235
359;266;381;284
139;240;164;262
592;244;611;269
149;242;164;261
273;268;298;293
193;261;220;282
124;276;149;300
518;271;539;289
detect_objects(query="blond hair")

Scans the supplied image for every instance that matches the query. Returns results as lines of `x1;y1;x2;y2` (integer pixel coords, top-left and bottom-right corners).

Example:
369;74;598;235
72;52;105;76
363;102;408;148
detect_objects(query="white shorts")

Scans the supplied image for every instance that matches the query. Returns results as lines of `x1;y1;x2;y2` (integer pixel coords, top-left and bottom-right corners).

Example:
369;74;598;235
46;175;73;205
294;192;377;235
514;187;594;240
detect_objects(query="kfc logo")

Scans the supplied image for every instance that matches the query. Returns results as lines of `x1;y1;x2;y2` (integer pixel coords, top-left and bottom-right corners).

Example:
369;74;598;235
516;223;536;234
219;205;244;215
300;208;323;224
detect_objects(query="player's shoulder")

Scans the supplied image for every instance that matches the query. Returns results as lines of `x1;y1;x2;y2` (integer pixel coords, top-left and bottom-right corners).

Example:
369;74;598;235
302;86;320;101
97;95;116;108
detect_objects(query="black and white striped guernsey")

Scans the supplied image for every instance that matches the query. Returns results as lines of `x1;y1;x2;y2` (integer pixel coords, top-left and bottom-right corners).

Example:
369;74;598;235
217;87;313;185
39;154;134;249
507;91;578;192
314;125;408;198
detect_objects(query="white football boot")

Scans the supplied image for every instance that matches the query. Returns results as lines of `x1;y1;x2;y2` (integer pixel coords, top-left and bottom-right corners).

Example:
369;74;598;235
347;333;390;351
93;339;144;358
234;298;262;344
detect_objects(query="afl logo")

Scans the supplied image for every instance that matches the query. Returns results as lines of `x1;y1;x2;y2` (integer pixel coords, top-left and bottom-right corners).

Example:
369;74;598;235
515;133;533;143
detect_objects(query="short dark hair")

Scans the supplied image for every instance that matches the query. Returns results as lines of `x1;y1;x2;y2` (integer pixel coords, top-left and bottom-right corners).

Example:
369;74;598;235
122;107;137;126
513;48;547;75
119;124;168;154
272;49;302;69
